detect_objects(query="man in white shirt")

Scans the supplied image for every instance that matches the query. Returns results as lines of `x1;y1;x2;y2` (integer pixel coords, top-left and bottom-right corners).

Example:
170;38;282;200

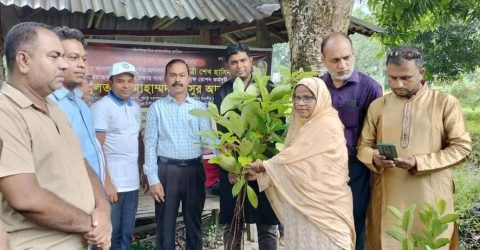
90;61;142;250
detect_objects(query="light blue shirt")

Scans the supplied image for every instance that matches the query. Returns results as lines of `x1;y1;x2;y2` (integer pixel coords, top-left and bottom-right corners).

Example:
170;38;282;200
144;94;212;185
49;87;104;183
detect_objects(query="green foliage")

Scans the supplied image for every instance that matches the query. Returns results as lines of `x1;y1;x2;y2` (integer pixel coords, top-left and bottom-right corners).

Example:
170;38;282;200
131;241;155;250
369;0;479;44
411;22;480;81
246;185;258;208
440;72;480;110
453;132;480;249
350;33;386;85
271;43;291;75
439;76;480;248
387;199;458;250
368;0;480;81
190;69;316;208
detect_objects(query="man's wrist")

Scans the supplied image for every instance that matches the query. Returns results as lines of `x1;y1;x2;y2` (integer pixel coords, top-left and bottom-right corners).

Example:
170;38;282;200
147;175;160;186
145;168;160;185
372;158;385;173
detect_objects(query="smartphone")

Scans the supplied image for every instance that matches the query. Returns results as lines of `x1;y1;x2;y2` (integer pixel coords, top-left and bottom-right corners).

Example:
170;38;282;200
377;143;398;160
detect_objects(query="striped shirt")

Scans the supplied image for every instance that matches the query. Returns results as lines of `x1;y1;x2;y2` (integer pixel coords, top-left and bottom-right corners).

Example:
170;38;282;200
144;94;212;185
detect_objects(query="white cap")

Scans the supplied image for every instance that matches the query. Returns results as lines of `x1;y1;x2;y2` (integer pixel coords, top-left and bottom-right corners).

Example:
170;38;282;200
109;61;137;78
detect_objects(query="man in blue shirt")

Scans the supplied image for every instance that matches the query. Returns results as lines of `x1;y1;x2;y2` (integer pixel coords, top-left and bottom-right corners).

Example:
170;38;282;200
49;27;104;184
144;59;213;250
320;32;383;250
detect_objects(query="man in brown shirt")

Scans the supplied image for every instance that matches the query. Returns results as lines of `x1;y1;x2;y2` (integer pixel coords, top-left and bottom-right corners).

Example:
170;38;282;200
0;22;111;249
0;138;8;250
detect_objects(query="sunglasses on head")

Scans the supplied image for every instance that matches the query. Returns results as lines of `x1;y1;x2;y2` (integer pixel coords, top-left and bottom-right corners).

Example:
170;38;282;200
388;50;423;60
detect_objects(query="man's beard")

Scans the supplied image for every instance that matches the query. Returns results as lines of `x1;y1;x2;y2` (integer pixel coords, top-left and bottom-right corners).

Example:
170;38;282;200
328;62;355;81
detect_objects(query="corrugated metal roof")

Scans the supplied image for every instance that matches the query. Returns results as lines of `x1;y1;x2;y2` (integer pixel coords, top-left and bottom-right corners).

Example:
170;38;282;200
0;0;280;23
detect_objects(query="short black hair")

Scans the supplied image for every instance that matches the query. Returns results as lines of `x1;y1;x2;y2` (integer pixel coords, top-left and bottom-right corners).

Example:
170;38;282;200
165;59;190;75
54;26;87;47
224;43;251;62
4;22;53;70
386;46;424;68
320;32;353;55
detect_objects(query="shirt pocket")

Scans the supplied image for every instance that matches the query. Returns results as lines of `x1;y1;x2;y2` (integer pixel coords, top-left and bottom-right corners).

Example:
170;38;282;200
338;102;361;128
188;118;201;139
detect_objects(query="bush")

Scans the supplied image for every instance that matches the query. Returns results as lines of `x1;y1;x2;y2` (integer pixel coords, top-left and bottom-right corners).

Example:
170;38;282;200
387;200;458;250
454;104;480;248
131;241;155;250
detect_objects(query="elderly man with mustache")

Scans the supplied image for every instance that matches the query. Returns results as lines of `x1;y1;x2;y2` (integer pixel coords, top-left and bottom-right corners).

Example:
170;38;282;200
144;59;214;250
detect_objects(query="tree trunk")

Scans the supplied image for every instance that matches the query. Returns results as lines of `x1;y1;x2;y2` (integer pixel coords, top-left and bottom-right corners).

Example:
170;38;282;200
279;0;355;73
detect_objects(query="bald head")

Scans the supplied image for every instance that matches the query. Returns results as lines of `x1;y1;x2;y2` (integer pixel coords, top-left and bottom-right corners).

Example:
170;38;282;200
321;32;353;55
321;33;355;84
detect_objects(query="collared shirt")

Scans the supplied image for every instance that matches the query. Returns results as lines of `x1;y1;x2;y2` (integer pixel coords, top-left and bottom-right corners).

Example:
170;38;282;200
90;91;141;192
0;82;95;249
49;87;104;183
144;94;212;185
106;91;133;106
321;70;383;155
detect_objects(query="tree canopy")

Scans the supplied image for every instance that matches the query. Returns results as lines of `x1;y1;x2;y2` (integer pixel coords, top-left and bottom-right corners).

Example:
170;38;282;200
368;0;480;81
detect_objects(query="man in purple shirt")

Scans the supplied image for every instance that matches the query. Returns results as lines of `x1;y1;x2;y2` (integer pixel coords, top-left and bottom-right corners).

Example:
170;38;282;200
320;32;383;250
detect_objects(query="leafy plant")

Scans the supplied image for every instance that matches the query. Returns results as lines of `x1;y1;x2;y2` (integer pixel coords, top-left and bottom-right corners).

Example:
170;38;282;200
190;69;315;249
387;199;458;250
190;69;316;207
131;240;155;250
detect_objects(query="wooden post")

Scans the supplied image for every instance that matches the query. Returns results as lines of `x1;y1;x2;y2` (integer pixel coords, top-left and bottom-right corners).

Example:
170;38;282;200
255;20;272;48
199;29;211;45
209;29;221;45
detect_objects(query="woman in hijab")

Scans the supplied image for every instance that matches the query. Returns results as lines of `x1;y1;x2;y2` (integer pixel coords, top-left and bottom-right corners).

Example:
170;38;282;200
247;77;355;250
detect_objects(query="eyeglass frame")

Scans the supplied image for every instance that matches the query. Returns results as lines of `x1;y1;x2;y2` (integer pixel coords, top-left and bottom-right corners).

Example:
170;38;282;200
292;95;316;104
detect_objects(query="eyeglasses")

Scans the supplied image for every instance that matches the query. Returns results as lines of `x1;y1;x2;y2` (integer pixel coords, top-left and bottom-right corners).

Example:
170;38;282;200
388;50;423;60
293;95;316;104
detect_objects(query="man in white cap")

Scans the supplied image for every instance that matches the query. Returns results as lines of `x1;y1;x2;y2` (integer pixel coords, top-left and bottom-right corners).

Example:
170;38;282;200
90;61;142;250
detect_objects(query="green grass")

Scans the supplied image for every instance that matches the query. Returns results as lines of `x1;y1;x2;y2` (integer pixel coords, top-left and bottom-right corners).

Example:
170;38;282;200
455;107;480;248
464;108;480;135
454;166;480;214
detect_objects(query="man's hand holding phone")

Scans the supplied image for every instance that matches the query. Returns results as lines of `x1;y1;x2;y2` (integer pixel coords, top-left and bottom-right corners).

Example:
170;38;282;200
377;143;398;160
374;143;416;172
373;150;396;170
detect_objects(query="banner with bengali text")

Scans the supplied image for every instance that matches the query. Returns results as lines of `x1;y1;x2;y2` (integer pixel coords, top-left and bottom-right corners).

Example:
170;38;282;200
86;40;272;108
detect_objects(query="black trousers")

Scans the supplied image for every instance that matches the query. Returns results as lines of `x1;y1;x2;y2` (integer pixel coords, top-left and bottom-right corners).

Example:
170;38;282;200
155;159;206;250
348;156;371;250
